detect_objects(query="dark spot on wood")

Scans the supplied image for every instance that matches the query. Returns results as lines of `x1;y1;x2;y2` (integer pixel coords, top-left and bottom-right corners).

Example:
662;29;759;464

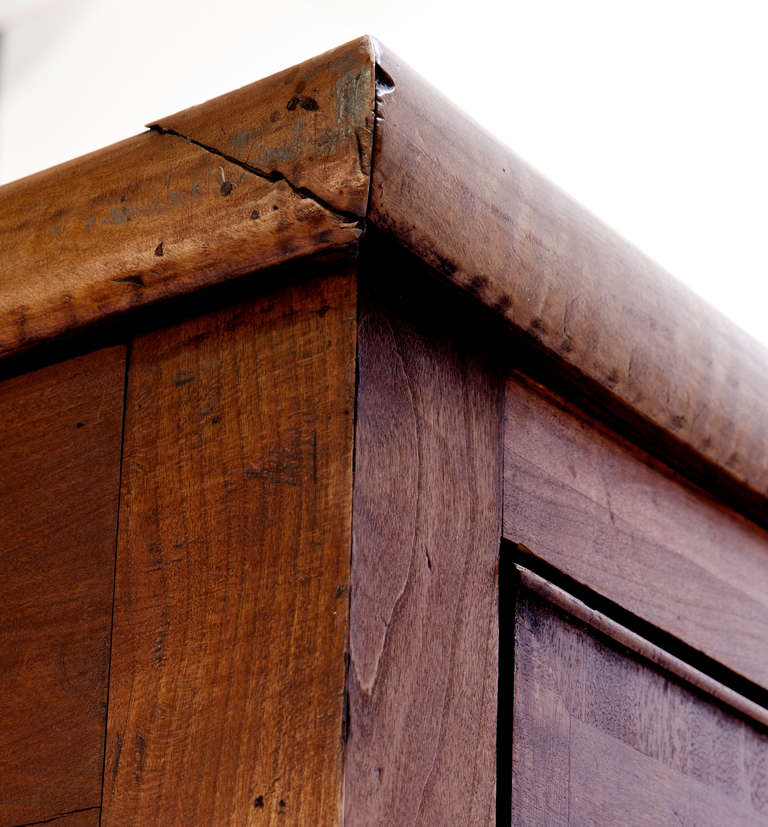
211;415;221;425
670;414;686;430
254;795;264;808
494;295;513;313
278;799;287;809
530;317;545;331
527;611;543;633
112;732;123;779
273;205;279;211
154;242;164;257
335;585;348;598
220;180;233;196
432;254;458;277
245;445;309;487
317;305;331;317
251;209;260;220
153;611;170;665
147;542;164;572
286;96;319;111
76;422;85;428
135;734;145;782
187;331;212;346
112;274;145;287
425;549;432;570
120;194;127;202
468;275;488;293
173;369;195;387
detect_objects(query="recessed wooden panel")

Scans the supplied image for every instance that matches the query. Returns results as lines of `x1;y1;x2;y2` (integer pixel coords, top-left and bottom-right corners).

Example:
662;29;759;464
0;347;126;826
102;273;356;824
511;585;768;825
345;271;503;824
503;376;768;688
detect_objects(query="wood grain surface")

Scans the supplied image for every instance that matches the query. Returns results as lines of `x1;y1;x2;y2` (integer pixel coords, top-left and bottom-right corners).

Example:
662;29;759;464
0;38;373;359
503;375;768;689
511;584;768;825
345;265;503;825
0;347;125;826
150;36;374;217
102;272;356;824
4;30;768;529
516;565;768;729
371;39;768;519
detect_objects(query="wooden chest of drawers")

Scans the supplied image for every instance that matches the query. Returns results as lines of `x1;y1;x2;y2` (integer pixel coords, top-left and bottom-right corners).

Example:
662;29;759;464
1;36;767;826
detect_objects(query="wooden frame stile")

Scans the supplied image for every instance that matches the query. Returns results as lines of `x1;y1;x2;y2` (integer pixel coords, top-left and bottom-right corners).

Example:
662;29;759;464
345;244;504;824
1;33;768;827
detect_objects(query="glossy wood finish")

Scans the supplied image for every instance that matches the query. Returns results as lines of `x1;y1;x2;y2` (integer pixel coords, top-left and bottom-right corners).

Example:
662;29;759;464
0;37;373;358
503;374;768;689
345;267;502;824
0;347;125;826
371;40;768;519
102;273;356;824
511;582;768;825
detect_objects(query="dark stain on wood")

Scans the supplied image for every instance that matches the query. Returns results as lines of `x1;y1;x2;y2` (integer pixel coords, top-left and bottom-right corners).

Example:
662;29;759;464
172;369;195;386
286;96;319;111
112;275;145;287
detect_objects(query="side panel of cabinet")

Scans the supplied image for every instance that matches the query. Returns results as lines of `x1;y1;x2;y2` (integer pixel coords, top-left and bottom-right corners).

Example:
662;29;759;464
102;273;357;824
0;347;126;826
511;582;768;824
344;263;504;825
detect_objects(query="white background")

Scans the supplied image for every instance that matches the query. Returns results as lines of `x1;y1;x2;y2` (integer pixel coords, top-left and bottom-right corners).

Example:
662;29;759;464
1;0;766;346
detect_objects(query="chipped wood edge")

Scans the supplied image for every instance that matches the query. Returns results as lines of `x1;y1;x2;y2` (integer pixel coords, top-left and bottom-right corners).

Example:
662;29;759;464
369;39;768;523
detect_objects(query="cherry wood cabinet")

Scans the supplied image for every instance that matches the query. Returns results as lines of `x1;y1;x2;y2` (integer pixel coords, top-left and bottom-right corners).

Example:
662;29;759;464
1;36;767;825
